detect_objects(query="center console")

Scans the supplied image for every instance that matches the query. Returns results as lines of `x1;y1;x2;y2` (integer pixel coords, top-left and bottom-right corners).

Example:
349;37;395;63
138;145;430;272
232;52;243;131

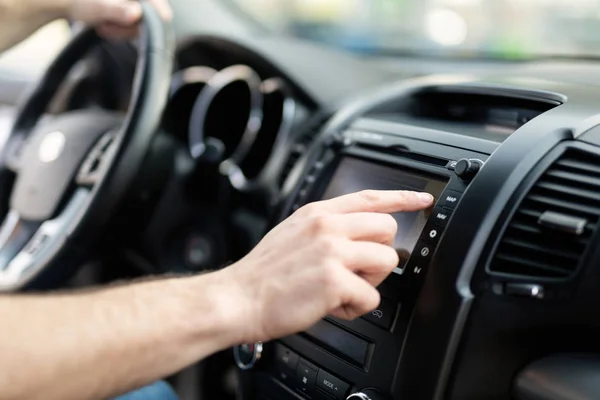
235;96;495;399
234;80;588;400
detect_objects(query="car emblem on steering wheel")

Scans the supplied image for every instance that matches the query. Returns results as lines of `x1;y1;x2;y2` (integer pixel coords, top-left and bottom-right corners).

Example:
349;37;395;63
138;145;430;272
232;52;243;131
38;131;66;163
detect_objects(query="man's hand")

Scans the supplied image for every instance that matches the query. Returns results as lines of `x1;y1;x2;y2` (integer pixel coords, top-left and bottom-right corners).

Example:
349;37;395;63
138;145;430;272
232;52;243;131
0;190;433;400
0;0;172;53
222;190;434;343
69;0;172;39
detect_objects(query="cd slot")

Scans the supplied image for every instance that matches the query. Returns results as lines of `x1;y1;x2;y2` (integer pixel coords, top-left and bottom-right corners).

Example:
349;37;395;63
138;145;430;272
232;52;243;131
354;142;449;167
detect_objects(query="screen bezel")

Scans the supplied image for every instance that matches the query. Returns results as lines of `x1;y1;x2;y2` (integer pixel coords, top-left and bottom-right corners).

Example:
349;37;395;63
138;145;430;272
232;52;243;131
307;153;450;206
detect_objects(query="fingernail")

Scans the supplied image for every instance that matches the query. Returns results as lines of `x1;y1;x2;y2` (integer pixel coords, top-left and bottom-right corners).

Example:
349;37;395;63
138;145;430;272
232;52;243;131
418;193;434;204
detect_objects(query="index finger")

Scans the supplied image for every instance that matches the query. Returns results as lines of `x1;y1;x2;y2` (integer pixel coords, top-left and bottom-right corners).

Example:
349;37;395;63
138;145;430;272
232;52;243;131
316;190;434;214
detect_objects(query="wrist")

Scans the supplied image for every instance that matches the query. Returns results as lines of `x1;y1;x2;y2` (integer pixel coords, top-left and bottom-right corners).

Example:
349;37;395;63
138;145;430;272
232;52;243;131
184;269;255;348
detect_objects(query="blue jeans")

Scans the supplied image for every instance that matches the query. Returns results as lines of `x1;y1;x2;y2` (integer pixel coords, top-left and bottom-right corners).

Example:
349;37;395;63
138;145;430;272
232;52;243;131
113;381;179;400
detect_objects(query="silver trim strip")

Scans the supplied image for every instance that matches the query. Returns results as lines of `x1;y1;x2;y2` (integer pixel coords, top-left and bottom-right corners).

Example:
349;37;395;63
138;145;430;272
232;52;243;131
188;65;264;164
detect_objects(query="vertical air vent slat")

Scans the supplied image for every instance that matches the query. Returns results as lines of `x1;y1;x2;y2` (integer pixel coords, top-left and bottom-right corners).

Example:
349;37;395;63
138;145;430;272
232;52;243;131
489;149;600;281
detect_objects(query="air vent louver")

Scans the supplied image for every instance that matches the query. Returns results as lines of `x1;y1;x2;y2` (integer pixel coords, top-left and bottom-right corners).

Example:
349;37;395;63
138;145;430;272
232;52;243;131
279;113;330;187
489;149;600;280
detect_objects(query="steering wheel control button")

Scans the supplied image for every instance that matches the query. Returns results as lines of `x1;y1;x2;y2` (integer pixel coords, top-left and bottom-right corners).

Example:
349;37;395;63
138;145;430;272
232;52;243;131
296;361;318;396
361;297;397;330
454;158;484;181
440;190;462;210
76;131;117;186
234;342;263;370
317;369;350;400
275;345;299;373
24;233;49;255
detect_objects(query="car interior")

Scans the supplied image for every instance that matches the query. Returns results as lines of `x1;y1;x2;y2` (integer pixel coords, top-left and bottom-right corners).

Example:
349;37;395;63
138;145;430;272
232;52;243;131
2;1;600;399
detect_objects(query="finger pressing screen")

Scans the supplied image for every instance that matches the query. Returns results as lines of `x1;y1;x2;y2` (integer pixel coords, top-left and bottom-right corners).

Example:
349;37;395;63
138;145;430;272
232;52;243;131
318;190;434;215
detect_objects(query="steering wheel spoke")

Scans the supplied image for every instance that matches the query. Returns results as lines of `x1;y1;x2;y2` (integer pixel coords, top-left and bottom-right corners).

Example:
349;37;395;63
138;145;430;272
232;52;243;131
0;189;90;291
2;134;28;173
75;130;118;186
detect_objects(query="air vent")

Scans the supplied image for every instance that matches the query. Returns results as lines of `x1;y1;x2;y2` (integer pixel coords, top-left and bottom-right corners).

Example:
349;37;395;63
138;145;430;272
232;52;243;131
489;149;600;280
278;113;330;187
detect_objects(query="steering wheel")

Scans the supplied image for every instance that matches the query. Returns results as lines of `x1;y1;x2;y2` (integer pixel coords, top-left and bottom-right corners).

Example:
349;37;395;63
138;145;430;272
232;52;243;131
0;2;174;292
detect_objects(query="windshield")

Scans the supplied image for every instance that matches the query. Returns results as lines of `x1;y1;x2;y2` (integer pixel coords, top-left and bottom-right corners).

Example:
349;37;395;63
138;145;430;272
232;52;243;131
231;0;600;59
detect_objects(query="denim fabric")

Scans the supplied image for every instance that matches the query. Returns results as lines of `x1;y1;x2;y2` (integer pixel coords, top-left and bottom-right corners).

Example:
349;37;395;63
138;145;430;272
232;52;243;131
113;381;179;400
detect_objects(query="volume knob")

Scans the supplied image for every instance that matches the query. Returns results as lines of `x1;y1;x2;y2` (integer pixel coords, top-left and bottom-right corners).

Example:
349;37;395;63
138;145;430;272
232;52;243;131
233;342;263;370
454;158;484;182
347;389;387;400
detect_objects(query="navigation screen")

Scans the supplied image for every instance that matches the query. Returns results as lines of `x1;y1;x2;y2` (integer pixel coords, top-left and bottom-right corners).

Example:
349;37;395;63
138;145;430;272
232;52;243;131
322;158;447;272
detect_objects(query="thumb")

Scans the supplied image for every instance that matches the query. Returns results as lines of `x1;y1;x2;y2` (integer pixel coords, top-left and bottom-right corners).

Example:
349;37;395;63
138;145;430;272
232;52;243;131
99;0;142;26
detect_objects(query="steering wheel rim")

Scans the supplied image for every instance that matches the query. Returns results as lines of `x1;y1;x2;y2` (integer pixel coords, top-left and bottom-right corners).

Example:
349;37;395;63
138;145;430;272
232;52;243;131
0;2;174;292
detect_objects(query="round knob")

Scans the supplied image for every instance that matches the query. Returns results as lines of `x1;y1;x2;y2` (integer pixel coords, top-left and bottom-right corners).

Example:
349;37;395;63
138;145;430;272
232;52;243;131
347;389;387;400
454;158;484;182
233;342;263;370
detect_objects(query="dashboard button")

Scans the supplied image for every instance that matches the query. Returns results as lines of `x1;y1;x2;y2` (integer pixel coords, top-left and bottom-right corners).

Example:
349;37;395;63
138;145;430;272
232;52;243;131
440;190;462;209
361;297;397;330
423;225;441;244
296;361;318;395
317;370;350;400
431;208;452;228
275;345;299;373
408;262;427;277
415;241;432;262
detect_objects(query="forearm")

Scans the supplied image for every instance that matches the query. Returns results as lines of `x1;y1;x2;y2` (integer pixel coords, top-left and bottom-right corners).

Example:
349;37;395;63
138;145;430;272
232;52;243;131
0;0;70;52
0;273;243;400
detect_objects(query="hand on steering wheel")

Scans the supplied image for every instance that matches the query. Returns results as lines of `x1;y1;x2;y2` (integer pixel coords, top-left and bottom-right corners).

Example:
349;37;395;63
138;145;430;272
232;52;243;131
69;0;172;40
0;2;174;292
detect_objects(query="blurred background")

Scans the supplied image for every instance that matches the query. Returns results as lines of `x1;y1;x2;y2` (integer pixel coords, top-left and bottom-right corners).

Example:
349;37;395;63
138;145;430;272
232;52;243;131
3;0;600;79
232;0;600;59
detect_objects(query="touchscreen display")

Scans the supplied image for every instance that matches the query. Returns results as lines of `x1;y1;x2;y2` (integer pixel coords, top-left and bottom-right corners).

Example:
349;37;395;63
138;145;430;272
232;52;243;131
321;158;447;272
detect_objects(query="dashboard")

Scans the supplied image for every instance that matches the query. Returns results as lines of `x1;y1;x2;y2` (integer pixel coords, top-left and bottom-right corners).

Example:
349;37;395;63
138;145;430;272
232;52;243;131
159;34;600;400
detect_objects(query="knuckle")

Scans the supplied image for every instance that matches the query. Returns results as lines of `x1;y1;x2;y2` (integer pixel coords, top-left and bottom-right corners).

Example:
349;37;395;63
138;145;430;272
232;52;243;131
315;236;340;257
396;190;410;203
309;215;332;235
357;189;381;204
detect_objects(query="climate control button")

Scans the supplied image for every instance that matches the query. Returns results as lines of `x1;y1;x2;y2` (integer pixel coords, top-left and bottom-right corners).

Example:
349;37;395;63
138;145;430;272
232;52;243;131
317;369;350;400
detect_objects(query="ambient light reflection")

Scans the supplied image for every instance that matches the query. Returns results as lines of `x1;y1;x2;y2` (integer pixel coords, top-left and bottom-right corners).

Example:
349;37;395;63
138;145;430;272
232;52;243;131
426;8;468;46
